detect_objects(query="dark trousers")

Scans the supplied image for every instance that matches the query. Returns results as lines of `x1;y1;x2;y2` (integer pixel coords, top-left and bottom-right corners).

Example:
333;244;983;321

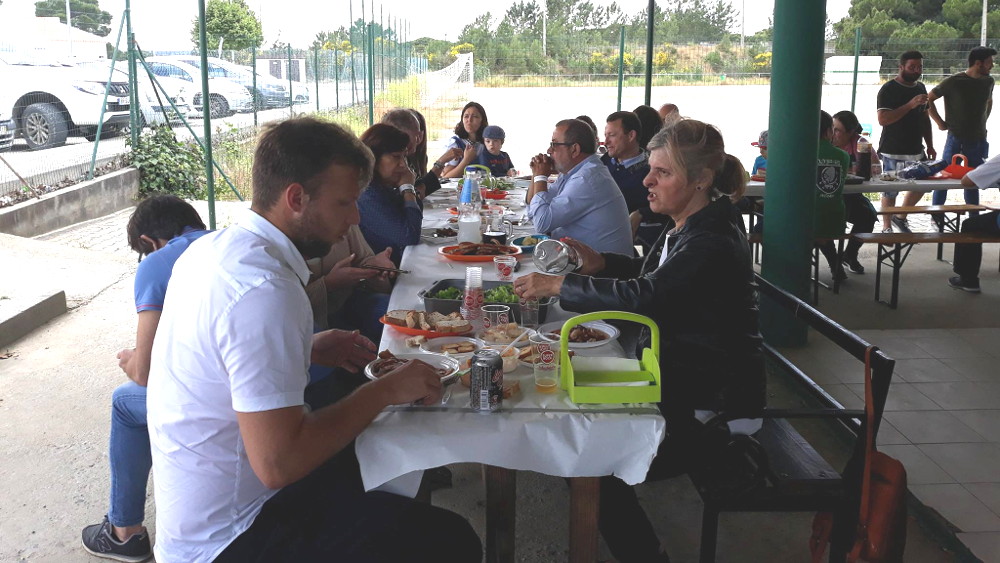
214;448;482;563
598;415;728;562
954;211;1000;281
844;194;877;261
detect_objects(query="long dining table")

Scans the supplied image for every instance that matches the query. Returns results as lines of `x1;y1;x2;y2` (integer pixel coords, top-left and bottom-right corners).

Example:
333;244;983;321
744;176;965;197
354;180;667;562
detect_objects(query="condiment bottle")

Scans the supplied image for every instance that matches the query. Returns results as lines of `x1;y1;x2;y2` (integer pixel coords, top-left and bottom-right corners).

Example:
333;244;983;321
857;139;872;180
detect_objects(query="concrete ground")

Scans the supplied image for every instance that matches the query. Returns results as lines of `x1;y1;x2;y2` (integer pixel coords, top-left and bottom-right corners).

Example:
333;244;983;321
0;203;987;562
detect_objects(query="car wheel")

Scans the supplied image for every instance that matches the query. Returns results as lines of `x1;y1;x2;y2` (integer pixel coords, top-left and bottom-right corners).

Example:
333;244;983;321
253;91;267;111
208;94;230;118
22;103;69;150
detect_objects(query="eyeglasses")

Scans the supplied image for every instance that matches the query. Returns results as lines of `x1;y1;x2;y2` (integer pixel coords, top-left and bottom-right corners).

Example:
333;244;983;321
549;141;575;149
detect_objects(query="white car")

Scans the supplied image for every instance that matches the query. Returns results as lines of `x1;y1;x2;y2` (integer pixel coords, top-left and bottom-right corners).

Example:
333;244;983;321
146;57;253;118
170;55;290;109
76;61;195;128
0;54;131;150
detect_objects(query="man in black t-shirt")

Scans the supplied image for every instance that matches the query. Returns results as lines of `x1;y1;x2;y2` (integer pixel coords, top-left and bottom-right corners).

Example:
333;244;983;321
927;46;996;207
876;50;936;233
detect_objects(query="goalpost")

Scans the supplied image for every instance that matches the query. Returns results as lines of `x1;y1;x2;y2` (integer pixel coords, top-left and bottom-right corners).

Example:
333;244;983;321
421;52;474;108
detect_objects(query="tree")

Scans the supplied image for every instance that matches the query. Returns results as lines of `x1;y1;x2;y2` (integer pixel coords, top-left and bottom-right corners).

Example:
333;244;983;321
189;0;263;51
35;0;111;37
941;0;1000;37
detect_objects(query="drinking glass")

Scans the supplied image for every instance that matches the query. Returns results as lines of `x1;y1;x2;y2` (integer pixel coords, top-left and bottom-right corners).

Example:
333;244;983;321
494;255;517;282
529;332;560;393
481;304;511;330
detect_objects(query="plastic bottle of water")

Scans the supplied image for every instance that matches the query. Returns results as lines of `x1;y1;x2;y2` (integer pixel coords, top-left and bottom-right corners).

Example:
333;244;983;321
458;166;484;244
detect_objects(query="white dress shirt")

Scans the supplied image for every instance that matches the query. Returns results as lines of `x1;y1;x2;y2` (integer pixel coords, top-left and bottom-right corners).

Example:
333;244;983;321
147;209;313;563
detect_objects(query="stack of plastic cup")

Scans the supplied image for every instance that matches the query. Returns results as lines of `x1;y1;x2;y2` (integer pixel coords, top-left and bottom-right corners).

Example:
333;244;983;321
460;266;484;331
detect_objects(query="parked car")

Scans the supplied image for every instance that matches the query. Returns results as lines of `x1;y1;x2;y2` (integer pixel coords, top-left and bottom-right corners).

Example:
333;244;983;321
0;54;131;150
146;57;252;118
75;60;195;129
0;114;13;151
170;55;290;109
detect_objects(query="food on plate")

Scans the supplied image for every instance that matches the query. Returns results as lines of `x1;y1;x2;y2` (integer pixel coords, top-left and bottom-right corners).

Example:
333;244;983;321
434;227;458;237
404;335;427;348
384;309;471;334
519;235;541;246
546;325;609;343
460;345;518;371
429;287;463;300
481;323;531;345
442;242;518;256
880;173;897;182
481;176;514;190
370;350;450;378
440;341;477;354
483;285;518;303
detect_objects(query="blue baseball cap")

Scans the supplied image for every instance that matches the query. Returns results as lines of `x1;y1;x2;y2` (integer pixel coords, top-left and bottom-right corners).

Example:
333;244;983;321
483;125;505;140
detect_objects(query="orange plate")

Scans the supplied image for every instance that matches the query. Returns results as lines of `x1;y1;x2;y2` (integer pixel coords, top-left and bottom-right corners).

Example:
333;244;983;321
448;206;459;215
483;190;509;200
438;245;522;262
379;316;472;337
750;175;766;182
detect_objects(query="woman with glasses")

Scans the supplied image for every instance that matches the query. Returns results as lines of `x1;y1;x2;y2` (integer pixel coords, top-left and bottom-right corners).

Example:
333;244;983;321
357;124;422;267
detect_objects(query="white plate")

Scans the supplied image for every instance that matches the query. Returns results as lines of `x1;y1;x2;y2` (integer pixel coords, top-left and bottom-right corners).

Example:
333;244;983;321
364;353;461;385
419;336;483;358
536;320;620;349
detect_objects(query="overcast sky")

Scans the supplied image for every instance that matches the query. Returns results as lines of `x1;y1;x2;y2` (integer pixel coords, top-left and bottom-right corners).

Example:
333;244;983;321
64;0;853;51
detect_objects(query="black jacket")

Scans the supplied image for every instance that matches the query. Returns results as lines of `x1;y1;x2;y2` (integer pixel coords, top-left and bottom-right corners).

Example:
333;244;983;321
559;197;765;427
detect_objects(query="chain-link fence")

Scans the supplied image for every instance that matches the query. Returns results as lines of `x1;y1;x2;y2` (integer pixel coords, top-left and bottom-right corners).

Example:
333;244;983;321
2;29;997;212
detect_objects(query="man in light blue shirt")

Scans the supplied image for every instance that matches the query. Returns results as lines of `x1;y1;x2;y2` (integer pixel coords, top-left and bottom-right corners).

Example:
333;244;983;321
526;118;633;254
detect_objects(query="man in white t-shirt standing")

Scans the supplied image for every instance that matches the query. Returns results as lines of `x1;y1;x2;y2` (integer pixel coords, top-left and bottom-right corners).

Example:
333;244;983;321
949;154;1000;292
146;117;482;563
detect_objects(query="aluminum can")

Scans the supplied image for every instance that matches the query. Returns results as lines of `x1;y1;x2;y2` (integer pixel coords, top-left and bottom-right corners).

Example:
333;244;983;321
470;348;503;413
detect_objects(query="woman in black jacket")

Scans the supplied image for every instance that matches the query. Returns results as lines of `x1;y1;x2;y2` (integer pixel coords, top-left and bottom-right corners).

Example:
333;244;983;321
514;119;765;563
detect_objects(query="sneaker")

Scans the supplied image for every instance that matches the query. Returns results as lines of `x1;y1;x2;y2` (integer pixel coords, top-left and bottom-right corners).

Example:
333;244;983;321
881;227;893;233
890;215;911;233
948;276;981;293
81;516;152;562
843;258;865;274
832;267;848;283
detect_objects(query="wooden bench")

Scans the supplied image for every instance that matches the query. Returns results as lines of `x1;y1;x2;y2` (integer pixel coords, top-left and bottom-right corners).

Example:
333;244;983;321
876;204;985;261
748;233;848;305
854;231;1000;308
692;274;896;562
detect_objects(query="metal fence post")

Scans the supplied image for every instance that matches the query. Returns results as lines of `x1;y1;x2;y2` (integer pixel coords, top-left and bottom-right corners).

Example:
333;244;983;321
334;46;340;109
644;0;654;106
617;26;625;111
196;0;215;229
368;23;375;126
314;47;320;112
252;46;258;126
850;27;861;113
288;45;294;117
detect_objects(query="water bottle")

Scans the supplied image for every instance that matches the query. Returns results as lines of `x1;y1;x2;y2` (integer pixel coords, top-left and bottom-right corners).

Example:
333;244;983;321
457;204;481;244
460;166;484;209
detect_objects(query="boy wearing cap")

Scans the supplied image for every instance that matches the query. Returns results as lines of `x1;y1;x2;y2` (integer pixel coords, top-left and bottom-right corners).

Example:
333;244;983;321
751;130;768;177
477;125;516;177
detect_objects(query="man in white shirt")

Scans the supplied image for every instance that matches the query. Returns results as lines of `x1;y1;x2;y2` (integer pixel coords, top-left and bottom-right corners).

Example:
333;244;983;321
949;154;1000;292
147;117;482;563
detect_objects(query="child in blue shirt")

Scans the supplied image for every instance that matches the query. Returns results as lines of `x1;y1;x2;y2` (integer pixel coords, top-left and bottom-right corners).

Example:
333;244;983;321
477;125;516;177
751;130;768;177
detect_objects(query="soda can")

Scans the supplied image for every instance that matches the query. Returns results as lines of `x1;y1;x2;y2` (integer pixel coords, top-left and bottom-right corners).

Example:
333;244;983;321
470;348;504;413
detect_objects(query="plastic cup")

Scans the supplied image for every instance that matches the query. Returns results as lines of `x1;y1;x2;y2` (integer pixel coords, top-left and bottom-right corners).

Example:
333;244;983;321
530;332;560;393
519;296;539;329
481;304;511;330
494;255;517;282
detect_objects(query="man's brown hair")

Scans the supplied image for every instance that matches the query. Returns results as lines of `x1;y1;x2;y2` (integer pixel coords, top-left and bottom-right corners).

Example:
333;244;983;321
252;117;373;211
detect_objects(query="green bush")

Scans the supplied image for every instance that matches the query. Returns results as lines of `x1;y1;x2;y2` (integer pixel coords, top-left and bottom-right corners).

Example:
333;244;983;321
128;126;207;199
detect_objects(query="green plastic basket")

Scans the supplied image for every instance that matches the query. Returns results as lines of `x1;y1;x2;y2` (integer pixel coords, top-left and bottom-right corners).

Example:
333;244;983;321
559;311;661;404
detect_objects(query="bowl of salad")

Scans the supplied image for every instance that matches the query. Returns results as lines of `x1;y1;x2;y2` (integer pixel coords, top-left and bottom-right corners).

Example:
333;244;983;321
419;279;557;324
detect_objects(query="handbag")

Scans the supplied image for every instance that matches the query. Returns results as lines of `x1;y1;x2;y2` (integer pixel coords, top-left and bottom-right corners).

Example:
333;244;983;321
809;347;908;563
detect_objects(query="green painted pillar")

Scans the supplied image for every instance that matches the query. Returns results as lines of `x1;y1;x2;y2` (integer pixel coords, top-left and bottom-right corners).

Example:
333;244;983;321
196;0;215;229
759;0;827;346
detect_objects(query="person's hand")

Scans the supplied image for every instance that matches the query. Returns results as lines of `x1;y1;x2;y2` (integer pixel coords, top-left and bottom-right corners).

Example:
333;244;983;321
436;147;461;165
311;329;377;372
360;248;395;280
513;272;564;299
529;153;554;177
908;94;928;110
117;348;134;376
324;253;375;289
462;143;477;163
562;237;605;275
372;359;444;406
397;166;416;188
926;147;937;160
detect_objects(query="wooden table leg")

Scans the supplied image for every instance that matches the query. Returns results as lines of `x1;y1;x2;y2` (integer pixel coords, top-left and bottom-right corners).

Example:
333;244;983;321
484;464;516;563
569;477;600;563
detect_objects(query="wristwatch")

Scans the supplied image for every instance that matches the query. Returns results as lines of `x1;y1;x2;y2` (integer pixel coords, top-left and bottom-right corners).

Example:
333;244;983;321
432;161;446;171
398;183;416;196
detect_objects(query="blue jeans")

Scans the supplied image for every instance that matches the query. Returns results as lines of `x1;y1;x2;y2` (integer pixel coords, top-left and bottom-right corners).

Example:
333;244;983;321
933;135;988;206
329;290;391;345
108;382;150;528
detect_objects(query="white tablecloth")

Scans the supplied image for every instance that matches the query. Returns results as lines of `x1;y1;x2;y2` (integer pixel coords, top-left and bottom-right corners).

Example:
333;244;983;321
354;182;667;494
744;177;964;197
